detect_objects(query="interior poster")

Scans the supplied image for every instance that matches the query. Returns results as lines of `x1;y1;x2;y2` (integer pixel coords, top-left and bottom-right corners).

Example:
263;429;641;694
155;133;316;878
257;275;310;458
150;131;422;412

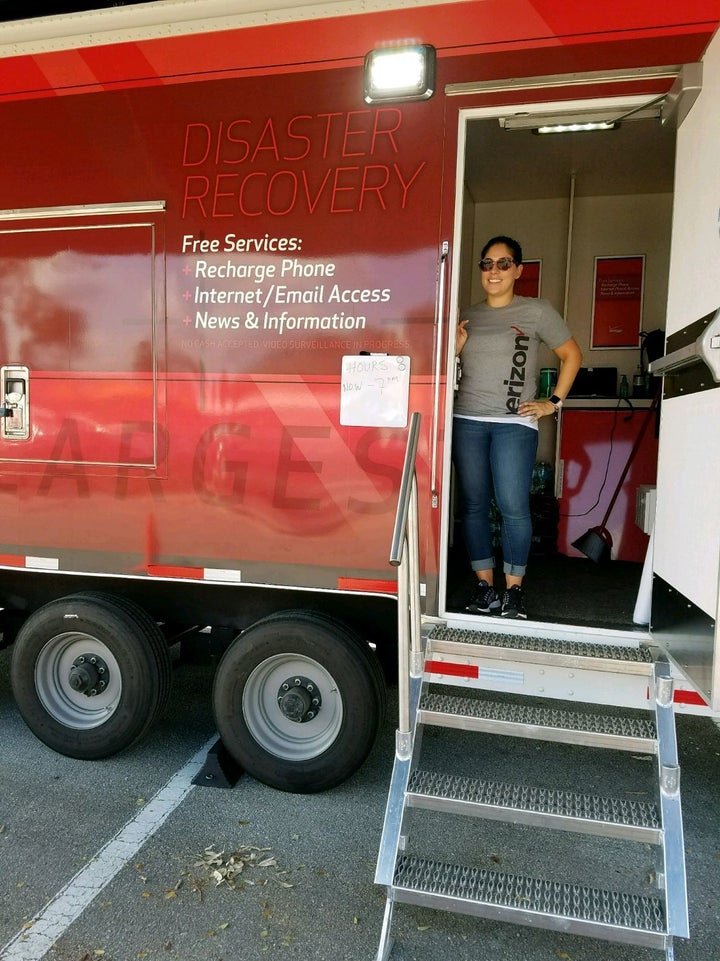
591;255;644;348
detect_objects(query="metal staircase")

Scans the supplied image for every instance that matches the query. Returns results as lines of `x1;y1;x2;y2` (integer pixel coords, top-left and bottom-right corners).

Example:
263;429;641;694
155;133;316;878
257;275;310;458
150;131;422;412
374;414;689;961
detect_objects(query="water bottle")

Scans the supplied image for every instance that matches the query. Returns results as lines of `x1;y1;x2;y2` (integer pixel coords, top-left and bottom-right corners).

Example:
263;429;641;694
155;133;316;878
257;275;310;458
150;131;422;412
539;367;557;398
531;461;553;493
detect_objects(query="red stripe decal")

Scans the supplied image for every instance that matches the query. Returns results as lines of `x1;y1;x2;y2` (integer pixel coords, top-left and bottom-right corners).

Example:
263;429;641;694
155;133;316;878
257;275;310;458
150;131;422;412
0;553;26;567
337;578;396;594
147;564;204;580
426;660;479;679
673;689;708;706
646;685;708;707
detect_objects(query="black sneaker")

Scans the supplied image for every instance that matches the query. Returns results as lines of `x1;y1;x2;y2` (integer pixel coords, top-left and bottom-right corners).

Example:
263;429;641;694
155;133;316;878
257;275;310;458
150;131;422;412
465;580;501;614
501;585;527;619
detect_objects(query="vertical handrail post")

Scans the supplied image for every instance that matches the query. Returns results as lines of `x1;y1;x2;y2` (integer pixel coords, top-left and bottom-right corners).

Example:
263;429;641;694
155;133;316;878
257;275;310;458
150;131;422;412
395;535;411;750
389;412;422;757
407;474;423;677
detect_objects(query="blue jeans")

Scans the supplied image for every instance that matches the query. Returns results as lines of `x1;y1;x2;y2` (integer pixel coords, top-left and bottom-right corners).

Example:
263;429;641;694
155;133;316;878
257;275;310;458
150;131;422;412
452;417;538;577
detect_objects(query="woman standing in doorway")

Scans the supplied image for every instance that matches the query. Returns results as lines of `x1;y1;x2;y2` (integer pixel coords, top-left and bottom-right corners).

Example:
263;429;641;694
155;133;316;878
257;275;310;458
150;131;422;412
453;235;582;619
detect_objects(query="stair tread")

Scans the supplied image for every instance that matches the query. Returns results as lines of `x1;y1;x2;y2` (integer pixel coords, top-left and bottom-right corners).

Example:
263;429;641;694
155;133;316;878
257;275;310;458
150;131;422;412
407;769;660;829
420;691;657;740
428;625;654;663
393;854;666;933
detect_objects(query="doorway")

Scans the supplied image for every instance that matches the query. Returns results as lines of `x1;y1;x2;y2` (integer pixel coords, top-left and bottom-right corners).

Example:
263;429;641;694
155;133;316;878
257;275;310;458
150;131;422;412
441;95;676;631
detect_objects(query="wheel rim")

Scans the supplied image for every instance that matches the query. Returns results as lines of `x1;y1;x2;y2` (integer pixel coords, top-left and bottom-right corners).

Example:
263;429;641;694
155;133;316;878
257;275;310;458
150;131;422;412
35;631;122;730
243;653;343;761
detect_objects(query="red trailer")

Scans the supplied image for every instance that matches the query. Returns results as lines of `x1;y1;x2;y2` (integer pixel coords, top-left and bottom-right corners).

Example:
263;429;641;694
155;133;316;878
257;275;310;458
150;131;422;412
1;1;719;799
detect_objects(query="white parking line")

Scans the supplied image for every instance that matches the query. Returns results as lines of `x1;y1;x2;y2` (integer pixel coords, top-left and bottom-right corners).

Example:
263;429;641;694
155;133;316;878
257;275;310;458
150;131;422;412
0;736;218;961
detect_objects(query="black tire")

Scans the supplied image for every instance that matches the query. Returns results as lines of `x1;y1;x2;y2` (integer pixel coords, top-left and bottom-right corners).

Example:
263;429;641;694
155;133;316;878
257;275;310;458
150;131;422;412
212;610;386;793
10;592;172;760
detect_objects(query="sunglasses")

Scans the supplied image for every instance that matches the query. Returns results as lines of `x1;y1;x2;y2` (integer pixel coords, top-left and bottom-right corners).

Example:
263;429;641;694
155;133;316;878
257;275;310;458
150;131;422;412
479;257;515;271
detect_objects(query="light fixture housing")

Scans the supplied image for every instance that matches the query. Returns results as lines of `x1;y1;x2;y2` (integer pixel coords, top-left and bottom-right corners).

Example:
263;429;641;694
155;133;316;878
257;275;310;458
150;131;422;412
363;45;436;104
499;104;662;134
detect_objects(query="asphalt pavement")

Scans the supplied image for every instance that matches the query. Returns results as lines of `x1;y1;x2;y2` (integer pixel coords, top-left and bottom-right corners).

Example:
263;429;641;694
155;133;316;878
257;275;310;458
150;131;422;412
1;643;719;961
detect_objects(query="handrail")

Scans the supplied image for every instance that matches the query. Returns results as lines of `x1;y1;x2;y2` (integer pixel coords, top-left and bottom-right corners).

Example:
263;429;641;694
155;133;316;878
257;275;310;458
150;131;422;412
430;241;449;506
388;411;423;754
389;411;422;566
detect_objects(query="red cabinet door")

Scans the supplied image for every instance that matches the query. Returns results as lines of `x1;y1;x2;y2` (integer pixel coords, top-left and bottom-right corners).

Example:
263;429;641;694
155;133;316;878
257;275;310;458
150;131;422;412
557;404;658;563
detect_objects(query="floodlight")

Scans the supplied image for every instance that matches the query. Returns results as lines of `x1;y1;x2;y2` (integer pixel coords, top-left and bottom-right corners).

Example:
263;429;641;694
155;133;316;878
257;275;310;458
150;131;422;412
364;45;436;104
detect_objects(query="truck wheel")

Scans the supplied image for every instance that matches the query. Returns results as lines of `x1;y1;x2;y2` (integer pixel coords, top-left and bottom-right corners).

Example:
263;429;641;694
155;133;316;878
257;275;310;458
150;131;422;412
212;611;386;793
10;592;172;760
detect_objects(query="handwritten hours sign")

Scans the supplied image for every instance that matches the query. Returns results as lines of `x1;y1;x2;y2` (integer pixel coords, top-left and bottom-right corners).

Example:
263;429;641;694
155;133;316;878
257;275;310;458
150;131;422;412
340;355;411;427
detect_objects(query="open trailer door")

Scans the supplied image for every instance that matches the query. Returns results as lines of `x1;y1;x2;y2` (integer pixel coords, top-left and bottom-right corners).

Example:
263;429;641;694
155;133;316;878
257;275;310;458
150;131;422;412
650;29;720;712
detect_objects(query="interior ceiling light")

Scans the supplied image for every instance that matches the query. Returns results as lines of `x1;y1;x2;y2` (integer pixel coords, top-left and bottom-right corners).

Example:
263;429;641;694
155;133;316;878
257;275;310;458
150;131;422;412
499;112;622;131
364;45;436;103
534;120;618;135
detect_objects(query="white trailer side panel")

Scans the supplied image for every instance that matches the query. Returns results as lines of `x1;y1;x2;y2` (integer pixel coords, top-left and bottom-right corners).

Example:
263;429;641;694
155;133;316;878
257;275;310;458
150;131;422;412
654;27;720;708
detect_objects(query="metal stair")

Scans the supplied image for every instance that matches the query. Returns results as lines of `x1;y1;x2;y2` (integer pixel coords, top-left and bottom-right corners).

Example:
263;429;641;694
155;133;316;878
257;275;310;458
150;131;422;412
374;414;689;961
405;767;662;842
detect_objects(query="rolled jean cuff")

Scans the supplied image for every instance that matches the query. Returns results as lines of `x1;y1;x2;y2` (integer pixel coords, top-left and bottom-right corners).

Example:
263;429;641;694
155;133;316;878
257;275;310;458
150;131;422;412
471;557;495;572
503;560;527;577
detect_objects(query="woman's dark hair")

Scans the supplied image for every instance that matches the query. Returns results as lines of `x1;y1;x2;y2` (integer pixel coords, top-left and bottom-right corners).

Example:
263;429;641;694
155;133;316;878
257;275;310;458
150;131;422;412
481;235;523;265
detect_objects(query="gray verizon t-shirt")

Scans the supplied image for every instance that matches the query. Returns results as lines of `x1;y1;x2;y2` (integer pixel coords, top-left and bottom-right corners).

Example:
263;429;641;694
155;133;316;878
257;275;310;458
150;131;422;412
454;296;571;418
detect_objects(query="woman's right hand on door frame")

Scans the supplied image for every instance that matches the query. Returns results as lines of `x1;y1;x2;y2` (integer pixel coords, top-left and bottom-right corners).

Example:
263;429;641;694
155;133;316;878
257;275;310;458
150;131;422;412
456;319;469;355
